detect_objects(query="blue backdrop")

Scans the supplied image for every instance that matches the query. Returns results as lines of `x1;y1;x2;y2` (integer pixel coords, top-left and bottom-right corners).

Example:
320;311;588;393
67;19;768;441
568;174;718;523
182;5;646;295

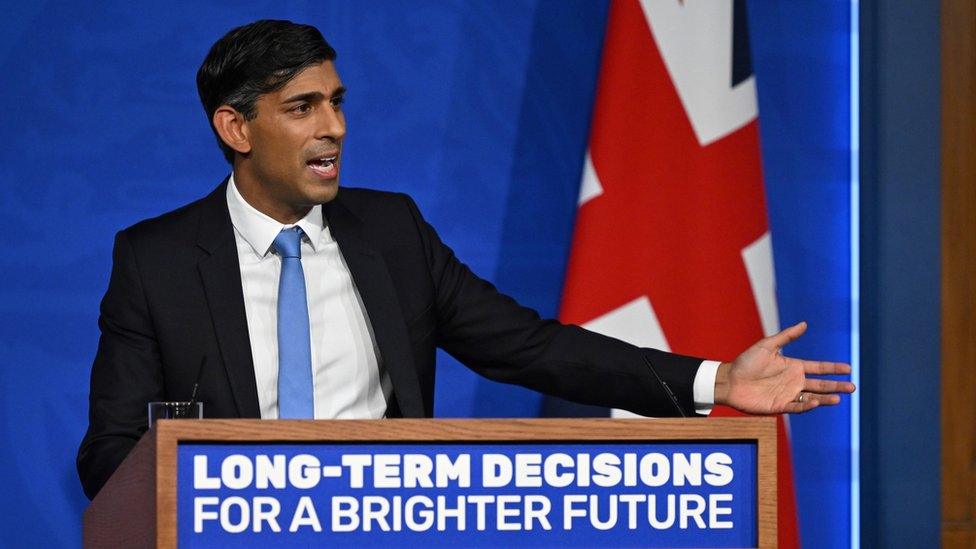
0;2;853;546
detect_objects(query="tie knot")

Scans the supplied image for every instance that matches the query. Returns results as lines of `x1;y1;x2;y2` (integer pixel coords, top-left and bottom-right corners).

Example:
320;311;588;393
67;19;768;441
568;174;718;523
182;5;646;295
273;227;304;259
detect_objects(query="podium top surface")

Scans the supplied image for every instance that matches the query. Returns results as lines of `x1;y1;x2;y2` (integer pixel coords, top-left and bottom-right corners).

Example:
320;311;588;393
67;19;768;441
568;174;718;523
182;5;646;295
150;416;776;443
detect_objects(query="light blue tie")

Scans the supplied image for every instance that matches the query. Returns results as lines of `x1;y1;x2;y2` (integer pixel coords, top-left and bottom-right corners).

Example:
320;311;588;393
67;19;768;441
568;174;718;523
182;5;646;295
273;227;314;419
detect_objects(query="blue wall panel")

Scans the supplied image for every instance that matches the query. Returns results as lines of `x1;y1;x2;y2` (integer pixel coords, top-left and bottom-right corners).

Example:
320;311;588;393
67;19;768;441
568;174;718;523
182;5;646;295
749;3;853;548
859;0;941;546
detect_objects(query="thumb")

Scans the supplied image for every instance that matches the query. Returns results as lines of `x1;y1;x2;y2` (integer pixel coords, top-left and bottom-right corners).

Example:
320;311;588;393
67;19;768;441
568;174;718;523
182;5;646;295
765;321;807;349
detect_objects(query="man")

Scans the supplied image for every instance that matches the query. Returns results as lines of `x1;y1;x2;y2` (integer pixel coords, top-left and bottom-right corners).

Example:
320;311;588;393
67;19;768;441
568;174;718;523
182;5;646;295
77;20;854;501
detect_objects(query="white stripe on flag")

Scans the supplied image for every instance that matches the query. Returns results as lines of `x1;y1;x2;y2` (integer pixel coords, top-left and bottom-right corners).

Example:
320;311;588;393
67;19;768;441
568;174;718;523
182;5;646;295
741;231;780;337
640;0;758;146
578;151;603;206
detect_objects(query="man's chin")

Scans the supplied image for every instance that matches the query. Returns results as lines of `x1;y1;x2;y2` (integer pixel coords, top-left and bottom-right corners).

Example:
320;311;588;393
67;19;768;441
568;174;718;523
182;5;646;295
305;178;339;204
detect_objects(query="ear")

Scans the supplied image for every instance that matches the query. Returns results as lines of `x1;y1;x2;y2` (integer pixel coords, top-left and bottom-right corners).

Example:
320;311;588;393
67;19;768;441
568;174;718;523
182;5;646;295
212;106;252;156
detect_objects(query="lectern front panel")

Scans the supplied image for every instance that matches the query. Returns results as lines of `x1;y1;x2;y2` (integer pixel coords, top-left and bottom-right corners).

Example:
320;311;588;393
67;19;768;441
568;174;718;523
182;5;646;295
176;440;758;547
80;418;775;547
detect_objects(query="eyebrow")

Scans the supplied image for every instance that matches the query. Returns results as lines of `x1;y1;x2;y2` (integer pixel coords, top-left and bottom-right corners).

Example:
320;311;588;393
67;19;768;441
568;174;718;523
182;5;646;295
281;87;347;105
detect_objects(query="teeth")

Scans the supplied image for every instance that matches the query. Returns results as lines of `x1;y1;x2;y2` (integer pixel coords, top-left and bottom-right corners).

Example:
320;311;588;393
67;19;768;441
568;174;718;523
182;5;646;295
308;155;338;174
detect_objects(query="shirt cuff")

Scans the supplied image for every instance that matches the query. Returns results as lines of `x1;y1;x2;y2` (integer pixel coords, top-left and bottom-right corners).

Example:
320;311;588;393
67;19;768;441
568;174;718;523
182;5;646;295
693;360;722;414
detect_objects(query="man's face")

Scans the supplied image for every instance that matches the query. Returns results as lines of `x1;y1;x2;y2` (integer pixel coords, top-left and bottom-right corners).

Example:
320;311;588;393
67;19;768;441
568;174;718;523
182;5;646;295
239;61;346;212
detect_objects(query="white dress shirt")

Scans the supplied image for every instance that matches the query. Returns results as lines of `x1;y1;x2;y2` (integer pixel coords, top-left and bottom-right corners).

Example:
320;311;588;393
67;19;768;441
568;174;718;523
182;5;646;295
693;360;719;414
227;176;391;419
226;174;717;418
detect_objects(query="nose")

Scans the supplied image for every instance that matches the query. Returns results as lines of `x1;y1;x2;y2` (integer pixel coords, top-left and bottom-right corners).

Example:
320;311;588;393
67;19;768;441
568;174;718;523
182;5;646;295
315;104;346;142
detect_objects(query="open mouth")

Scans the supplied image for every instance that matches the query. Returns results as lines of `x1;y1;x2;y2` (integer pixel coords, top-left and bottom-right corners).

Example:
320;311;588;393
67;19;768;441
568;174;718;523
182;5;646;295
307;153;339;179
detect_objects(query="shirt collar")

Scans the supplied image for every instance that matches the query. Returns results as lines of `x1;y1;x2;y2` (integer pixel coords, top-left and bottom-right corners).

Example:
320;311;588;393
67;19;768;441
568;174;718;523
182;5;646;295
226;173;325;257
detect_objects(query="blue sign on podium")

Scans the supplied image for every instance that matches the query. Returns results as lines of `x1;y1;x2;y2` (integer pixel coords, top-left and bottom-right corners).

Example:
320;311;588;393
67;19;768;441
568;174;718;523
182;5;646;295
177;440;759;547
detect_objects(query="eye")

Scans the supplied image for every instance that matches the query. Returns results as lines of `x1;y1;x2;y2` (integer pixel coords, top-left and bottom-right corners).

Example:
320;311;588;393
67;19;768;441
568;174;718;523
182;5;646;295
331;95;345;109
292;103;312;114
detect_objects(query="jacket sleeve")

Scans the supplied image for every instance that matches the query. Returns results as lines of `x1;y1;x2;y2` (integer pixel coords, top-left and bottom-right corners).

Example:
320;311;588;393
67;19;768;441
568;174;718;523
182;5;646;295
77;230;165;500
401;195;703;417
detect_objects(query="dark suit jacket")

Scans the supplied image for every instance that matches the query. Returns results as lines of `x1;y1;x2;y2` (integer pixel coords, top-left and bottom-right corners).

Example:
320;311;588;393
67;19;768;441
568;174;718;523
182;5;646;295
77;180;703;500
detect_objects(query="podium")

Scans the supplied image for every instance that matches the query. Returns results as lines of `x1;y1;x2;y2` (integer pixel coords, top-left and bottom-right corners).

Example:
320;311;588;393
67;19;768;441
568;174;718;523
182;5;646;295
84;418;776;548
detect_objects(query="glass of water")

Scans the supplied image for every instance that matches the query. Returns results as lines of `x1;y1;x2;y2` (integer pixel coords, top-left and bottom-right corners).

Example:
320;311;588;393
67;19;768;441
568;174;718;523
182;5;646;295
148;401;203;427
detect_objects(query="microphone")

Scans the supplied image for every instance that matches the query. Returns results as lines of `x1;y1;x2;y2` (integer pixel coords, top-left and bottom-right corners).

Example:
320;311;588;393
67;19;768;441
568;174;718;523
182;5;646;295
184;355;207;418
642;355;688;417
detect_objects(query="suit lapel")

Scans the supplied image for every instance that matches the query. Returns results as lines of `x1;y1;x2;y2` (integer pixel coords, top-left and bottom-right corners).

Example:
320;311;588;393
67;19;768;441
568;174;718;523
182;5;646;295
324;197;426;417
195;182;262;418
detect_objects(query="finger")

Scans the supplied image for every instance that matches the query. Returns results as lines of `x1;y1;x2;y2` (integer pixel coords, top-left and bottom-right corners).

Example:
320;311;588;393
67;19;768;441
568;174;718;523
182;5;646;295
786;357;852;376
765;321;807;349
803;378;857;394
782;399;820;414
782;393;841;414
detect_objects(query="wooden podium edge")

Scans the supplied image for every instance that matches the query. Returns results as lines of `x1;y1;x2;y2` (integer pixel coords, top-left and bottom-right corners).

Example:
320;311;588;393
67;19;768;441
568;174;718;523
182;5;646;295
144;417;777;548
83;430;157;548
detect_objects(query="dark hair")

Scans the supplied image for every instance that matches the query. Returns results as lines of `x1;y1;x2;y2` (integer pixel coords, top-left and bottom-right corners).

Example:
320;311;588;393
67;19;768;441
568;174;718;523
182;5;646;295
196;20;337;164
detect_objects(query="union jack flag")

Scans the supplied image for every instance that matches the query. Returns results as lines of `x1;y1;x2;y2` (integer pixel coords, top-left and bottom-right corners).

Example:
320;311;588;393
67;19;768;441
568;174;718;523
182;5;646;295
559;1;800;545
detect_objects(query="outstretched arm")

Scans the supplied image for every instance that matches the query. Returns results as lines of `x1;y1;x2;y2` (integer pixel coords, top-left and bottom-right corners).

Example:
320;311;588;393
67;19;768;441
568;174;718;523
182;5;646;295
714;321;855;414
